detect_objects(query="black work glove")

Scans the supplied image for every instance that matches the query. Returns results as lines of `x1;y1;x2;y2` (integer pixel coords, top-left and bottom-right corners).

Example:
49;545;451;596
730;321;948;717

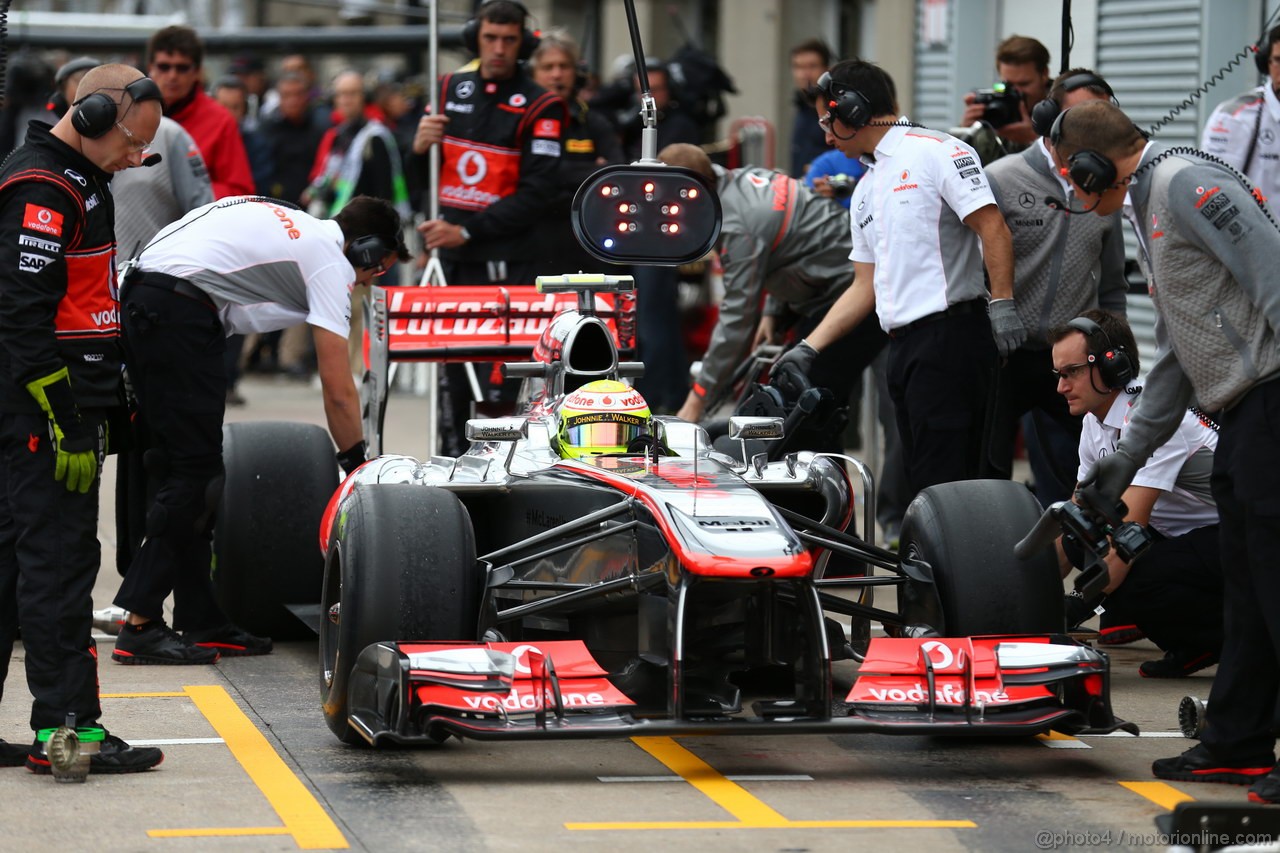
1075;448;1140;520
336;440;368;477
774;339;819;378
988;298;1027;358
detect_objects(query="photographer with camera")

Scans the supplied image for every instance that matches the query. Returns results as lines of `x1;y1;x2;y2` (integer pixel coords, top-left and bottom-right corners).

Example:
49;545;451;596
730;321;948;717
661;143;886;441
1053;100;1280;801
982;69;1128;508
804;148;865;210
959;35;1052;164
1049;310;1222;678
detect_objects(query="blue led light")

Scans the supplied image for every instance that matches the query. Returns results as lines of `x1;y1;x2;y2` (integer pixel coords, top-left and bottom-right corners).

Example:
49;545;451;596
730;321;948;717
603;238;615;249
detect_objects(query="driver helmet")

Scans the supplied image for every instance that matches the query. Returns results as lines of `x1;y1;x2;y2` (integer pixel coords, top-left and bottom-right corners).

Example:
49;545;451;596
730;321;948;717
557;380;651;458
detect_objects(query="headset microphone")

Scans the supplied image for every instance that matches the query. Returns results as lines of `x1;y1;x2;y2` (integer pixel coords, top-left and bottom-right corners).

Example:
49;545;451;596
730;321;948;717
142;153;162;167
1045;195;1102;215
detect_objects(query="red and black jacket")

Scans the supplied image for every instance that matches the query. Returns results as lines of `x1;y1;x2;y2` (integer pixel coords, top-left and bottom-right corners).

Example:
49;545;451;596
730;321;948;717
432;67;567;264
0;120;122;413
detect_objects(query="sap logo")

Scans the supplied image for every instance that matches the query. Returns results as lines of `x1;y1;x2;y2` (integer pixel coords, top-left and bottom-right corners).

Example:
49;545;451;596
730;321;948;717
19;235;59;253
445;101;475;113
91;308;120;326
18;252;52;273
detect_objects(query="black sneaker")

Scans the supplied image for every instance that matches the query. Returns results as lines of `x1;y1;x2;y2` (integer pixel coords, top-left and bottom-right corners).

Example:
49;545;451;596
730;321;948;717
112;621;220;665
1064;590;1103;629
1139;650;1219;679
182;623;272;657
26;732;163;775
1249;766;1280;804
1153;744;1275;785
0;738;29;768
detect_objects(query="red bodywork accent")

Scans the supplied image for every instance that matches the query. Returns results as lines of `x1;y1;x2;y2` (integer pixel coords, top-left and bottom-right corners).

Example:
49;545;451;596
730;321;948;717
562;459;813;578
847;637;1056;707
403;640;635;712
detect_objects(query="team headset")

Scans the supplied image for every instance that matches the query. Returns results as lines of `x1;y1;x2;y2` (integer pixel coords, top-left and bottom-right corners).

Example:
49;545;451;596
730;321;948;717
1029;72;1117;139
344;233;401;272
71;76;163;139
461;0;540;61
1066;317;1134;391
47;56;101;117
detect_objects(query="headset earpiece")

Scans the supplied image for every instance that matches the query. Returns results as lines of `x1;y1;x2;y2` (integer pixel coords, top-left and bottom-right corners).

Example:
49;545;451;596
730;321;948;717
462;0;539;62
1256;40;1270;75
1033;72;1117;139
1047;107;1120;195
1030;98;1060;138
1067;317;1134;390
345;233;397;270
71;76;163;140
816;70;873;130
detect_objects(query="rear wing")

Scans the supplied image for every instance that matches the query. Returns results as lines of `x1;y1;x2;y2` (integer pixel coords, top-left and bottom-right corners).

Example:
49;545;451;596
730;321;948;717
362;283;637;455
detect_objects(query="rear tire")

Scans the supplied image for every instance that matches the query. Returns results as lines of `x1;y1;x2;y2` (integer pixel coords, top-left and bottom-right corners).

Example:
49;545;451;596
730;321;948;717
213;421;339;640
898;479;1062;636
320;485;479;744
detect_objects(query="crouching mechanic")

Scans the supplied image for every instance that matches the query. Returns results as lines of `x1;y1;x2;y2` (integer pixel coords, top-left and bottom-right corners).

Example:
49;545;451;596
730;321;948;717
659;143;886;442
1052;100;1280;802
111;195;407;664
1050;310;1222;677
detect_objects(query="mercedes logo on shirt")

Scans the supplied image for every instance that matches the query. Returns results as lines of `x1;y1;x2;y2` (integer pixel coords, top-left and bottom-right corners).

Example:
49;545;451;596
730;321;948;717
1018;192;1035;208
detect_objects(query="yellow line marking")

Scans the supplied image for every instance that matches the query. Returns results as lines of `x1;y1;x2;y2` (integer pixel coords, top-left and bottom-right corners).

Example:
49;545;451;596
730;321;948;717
1121;781;1195;810
101;691;188;698
564;737;976;832
149;827;293;838
143;686;348;850
1040;730;1077;740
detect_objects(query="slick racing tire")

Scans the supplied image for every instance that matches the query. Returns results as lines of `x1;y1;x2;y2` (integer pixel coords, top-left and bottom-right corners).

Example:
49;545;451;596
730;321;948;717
898;479;1062;636
213;421;339;640
321;485;479;745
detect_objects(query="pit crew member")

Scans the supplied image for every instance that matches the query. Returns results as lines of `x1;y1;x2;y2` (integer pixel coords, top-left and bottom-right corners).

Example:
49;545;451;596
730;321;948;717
1053;100;1280;803
110;195;407;664
658;142;885;443
1049;310;1221;677
982;69;1128;505
0;64;165;774
1200;25;1280;216
777;59;1021;495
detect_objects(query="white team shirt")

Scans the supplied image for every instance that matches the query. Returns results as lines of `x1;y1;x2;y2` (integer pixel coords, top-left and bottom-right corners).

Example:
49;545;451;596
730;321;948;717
848;120;997;331
1201;85;1280;215
1077;389;1219;538
135;197;356;337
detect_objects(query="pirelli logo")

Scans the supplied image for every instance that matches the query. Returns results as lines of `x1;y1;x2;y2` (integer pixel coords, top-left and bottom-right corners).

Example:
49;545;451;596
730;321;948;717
19;234;60;253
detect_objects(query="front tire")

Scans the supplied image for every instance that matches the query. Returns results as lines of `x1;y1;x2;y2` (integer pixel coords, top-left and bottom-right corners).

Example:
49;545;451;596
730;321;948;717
320;485;480;744
898;479;1062;636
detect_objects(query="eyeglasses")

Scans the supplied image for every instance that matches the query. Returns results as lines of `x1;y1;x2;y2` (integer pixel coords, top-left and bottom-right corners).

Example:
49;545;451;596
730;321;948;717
152;61;194;74
115;122;152;153
818;112;834;132
1050;362;1092;381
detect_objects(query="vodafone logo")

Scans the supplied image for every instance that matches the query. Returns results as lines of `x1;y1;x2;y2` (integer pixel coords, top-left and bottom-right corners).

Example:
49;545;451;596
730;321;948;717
457;150;488;186
921;641;954;669
509;644;543;674
22;204;64;237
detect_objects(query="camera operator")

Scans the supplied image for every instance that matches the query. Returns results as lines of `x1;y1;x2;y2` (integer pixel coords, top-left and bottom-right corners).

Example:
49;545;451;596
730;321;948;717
982;69;1128;507
959;35;1052;164
1049;310;1221;678
1053;100;1280;802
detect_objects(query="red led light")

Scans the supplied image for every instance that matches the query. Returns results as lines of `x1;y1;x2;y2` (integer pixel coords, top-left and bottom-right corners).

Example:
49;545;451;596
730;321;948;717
617;203;629;213
687;188;699;199
601;186;612;197
669;204;680;215
617;222;629;233
643;182;655;193
669;223;680;234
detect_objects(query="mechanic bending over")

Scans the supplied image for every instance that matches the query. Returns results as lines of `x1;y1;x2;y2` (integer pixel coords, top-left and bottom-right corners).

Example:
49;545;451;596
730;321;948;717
1054;101;1280;804
776;59;1021;496
0;64;165;774
110;195;407;665
982;69;1129;507
659;142;886;439
1049;310;1221;678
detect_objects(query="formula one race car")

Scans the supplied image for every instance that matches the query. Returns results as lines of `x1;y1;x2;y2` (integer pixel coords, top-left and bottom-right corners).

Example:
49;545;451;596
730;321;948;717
211;265;1134;748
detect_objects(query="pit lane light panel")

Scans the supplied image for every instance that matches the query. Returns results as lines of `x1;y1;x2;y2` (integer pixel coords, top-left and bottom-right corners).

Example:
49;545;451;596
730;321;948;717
571;164;721;266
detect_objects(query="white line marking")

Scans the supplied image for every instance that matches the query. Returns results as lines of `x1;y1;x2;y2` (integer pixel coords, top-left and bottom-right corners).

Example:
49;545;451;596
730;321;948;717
126;737;226;746
1080;731;1187;738
1040;739;1092;749
597;774;814;783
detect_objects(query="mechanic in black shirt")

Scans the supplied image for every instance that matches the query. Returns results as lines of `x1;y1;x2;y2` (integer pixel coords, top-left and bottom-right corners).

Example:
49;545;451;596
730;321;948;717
529;27;624;277
0;63;164;774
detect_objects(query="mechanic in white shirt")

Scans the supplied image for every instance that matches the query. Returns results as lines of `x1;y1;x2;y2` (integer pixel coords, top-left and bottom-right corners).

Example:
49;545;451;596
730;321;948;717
110;195;407;664
776;59;1021;495
1049;309;1222;678
1200;25;1280;216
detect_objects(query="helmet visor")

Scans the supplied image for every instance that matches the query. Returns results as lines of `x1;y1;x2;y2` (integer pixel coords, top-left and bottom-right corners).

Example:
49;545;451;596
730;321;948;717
563;413;646;450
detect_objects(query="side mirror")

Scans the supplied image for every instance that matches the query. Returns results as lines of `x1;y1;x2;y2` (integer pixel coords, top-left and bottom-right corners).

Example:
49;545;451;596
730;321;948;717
571;163;721;266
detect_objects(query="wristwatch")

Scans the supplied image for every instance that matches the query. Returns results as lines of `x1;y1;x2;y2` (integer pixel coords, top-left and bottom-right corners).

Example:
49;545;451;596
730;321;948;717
459;225;472;243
